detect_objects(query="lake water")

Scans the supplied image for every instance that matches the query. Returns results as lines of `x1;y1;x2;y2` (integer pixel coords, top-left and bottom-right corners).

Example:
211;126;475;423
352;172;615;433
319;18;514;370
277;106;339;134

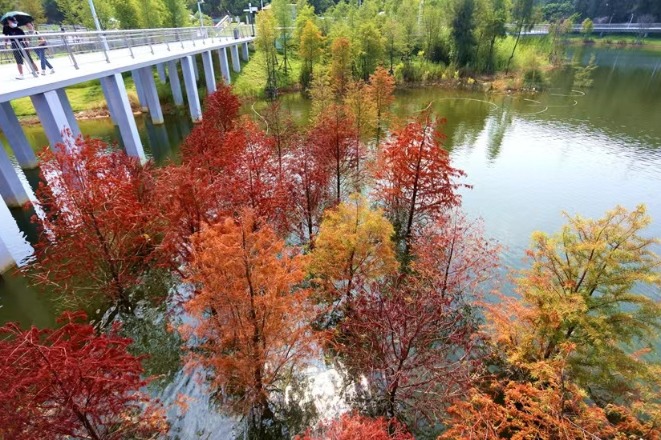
2;46;661;326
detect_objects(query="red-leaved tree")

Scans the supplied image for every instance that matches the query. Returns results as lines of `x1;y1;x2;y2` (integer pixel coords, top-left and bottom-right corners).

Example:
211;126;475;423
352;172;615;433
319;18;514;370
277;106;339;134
287;135;332;244
296;413;413;440
373;112;468;254
30;137;158;317
335;215;498;429
367;66;396;145
309;104;358;204
0;311;167;440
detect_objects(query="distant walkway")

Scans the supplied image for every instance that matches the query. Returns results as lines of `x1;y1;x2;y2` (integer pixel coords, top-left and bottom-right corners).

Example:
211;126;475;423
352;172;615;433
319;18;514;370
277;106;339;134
522;23;661;35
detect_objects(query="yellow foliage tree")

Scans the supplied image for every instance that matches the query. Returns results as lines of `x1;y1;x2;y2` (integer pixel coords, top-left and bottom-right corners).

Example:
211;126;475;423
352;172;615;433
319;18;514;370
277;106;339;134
487;205;661;420
310;194;398;304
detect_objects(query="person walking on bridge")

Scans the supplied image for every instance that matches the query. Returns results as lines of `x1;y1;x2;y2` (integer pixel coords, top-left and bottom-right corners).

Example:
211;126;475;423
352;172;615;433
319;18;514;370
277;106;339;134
2;16;38;79
25;22;54;75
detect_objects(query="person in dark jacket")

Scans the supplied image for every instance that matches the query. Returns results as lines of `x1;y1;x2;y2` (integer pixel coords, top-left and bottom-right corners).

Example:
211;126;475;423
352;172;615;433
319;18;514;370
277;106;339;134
2;16;39;79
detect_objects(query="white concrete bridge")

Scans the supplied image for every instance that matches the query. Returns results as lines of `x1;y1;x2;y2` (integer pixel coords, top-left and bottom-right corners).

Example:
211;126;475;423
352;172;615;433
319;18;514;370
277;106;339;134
0;25;255;272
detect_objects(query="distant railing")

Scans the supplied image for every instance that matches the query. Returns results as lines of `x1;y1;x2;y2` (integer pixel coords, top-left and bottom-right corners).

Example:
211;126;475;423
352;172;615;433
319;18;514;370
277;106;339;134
521;23;661;35
0;25;253;75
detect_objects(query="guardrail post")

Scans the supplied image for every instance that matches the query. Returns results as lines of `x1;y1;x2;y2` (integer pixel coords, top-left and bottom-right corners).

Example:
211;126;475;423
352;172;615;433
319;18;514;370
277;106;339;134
61;34;79;69
99;32;110;63
126;33;135;58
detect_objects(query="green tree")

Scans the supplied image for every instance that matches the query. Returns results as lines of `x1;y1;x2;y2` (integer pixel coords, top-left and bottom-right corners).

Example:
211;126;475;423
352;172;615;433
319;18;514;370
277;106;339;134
581;17;594;40
506;0;535;74
138;0;167;28
477;0;508;73
271;0;294;74
256;9;279;98
420;0;444;62
55;0;115;29
356;21;384;81
162;0;190;28
382;16;403;74
299;19;324;89
451;0;477;67
112;0;141;29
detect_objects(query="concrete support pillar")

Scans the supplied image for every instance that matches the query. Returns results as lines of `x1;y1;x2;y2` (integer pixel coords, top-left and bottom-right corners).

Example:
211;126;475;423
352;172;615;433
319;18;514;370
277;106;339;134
30;90;74;151
202;50;217;95
99;79;119;126
0;142;30;208
218;47;231;84
181;56;202;123
0;102;38;169
157;63;167;84
230;44;241;72
192;54;200;81
55;89;81;138
138;67;165;125
131;70;149;112
100;73;146;161
0;233;15;273
241;42;249;61
168;60;184;107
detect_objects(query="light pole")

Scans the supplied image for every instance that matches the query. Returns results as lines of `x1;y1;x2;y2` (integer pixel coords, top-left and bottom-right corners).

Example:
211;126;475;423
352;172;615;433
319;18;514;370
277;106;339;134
88;0;109;51
197;0;205;28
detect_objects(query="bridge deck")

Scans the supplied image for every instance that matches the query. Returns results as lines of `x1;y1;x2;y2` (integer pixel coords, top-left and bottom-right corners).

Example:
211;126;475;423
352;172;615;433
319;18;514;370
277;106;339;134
0;29;253;103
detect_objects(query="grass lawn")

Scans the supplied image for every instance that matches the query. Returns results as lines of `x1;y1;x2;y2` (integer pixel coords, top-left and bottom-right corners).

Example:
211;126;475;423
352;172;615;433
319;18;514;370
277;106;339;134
231;49;302;98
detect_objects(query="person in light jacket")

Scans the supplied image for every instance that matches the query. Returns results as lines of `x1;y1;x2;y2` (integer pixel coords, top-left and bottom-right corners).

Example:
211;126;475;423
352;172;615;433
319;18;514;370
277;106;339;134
25;22;54;75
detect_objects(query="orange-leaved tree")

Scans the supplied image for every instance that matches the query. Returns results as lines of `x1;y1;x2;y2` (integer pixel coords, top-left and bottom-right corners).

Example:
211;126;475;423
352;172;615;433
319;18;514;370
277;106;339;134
296;413;413;440
0;311;167;440
344;80;376;178
29;137;158;318
373;112;468;257
367;66;396;145
181;210;315;435
441;346;660;439
334;214;498;429
330;37;353;97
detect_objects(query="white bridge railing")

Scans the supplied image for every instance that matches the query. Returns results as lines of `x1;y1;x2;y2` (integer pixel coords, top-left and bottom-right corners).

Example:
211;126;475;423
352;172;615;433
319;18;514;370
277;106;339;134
523;23;661;35
0;25;253;76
